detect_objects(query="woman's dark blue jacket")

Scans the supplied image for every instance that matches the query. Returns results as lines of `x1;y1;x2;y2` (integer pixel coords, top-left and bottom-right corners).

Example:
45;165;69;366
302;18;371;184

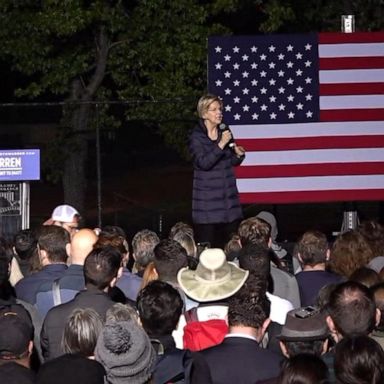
189;119;244;224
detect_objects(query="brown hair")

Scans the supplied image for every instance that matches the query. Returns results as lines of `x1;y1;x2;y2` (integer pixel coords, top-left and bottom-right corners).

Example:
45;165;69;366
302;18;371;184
349;267;380;289
140;262;158;291
296;230;328;266
329;230;374;278
358;220;384;258
238;217;271;247
62;308;103;357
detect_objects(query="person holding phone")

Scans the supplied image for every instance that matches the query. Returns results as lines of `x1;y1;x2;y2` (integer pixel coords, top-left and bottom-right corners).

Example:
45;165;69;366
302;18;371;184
189;94;245;248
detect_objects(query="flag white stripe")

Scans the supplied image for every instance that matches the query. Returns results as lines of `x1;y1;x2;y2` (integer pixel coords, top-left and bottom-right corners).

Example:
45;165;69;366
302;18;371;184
243;148;384;166
319;42;384;58
237;175;384;193
320;95;384;110
231;121;384;139
319;69;384;83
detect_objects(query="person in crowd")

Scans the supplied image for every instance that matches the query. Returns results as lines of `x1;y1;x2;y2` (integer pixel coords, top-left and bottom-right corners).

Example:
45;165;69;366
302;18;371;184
0;311;35;384
224;233;242;262
189;94;245;248
334;335;384;384
169;221;195;240
44;204;81;238
13;229;38;278
169;221;198;261
105;302;139;324
15;225;70;305
199;274;282;383
95;229;142;302
255;211;291;266
40;246;122;360
0;236;22;286
4;239;25;287
95;318;156;384
153;239;192;308
137;280;183;354
326;281;379;341
139;261;158;290
349;266;380;288
358;220;384;273
61;307;103;357
137;280;211;384
238;243;293;326
0;246;43;363
176;248;248;350
294;230;343;306
315;283;338;312
137;280;189;383
36;308;105;384
238;216;301;308
329;230;374;279
35;228;98;317
131;229;160;277
277;307;330;357
101;225;127;240
323;281;380;382
276;353;329;384
370;282;384;349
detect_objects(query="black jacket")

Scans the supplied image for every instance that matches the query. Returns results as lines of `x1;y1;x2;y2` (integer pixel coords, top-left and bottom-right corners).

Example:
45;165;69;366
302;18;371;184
189;120;244;224
200;336;282;383
40;287;114;361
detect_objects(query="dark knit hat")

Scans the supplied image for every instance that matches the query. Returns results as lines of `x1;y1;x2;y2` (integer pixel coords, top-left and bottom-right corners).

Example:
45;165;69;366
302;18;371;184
95;320;156;384
277;307;329;341
0;312;33;360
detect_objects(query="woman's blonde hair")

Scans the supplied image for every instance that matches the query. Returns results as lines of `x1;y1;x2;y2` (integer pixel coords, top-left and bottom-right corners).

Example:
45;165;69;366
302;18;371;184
197;94;222;118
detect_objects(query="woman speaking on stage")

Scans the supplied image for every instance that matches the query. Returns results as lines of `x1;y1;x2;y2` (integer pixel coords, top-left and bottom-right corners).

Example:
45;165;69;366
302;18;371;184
189;94;246;248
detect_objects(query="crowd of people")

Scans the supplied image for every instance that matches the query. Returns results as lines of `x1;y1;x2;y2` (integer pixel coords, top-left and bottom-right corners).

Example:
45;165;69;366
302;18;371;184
1;202;384;384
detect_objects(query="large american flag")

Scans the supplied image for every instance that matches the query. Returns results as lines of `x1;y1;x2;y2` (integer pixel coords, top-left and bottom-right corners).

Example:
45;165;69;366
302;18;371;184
208;33;384;204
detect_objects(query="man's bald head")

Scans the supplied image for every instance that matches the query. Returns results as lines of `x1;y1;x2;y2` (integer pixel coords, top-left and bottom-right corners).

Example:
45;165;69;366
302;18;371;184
70;229;98;265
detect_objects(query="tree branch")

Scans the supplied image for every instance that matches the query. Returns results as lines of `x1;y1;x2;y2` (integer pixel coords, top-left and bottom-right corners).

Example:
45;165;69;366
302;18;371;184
83;26;110;100
110;39;129;50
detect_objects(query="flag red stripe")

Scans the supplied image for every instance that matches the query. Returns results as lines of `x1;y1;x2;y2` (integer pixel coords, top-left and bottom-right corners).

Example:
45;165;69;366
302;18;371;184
319;32;384;44
239;189;384;204
237;136;384;151
320;109;384;121
319;82;384;95
319;57;384;70
235;162;384;178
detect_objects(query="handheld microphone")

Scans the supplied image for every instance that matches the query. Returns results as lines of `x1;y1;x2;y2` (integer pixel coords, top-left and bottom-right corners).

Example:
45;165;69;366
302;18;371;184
219;123;236;148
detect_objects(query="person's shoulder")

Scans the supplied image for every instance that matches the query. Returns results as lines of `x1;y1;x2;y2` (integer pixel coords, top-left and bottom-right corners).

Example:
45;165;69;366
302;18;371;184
37;353;105;381
15;271;39;286
121;269;142;282
189;121;206;138
0;361;36;383
271;265;295;279
43;294;76;320
64;264;83;274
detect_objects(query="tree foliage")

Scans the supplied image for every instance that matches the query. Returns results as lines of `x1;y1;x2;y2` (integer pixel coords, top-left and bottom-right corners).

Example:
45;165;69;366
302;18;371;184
258;0;384;33
0;0;233;210
0;0;381;212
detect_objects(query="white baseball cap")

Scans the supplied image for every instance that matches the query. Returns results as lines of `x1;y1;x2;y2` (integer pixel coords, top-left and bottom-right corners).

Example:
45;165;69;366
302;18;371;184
51;204;80;222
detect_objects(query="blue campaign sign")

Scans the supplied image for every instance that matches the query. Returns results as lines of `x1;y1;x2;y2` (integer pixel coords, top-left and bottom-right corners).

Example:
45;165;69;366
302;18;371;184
0;149;40;181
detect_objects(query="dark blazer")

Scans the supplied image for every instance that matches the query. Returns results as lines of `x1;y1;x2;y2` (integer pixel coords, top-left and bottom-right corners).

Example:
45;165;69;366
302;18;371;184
40;287;114;361
200;336;282;384
35;264;86;318
15;264;68;304
189;120;244;224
